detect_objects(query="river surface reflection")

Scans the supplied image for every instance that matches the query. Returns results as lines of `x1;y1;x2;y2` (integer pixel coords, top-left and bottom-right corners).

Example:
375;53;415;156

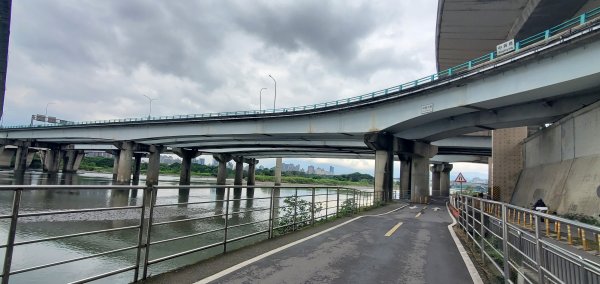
0;170;357;284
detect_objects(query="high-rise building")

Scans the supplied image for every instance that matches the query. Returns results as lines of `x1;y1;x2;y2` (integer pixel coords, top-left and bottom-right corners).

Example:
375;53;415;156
307;165;315;175
329;166;334;175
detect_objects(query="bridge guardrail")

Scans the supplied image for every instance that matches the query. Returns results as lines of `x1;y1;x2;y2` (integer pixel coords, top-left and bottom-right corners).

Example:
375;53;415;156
3;6;600;130
0;185;374;284
451;194;600;284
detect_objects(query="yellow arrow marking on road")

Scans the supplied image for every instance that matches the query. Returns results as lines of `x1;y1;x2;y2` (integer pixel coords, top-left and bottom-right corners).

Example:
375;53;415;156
384;222;404;237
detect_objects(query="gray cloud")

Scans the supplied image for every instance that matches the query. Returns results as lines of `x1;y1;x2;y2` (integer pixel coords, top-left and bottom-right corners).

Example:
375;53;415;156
3;0;438;125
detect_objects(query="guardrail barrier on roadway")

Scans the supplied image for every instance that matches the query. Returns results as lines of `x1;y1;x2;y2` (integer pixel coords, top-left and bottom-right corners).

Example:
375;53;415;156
0;185;374;284
451;195;600;284
3;7;600;129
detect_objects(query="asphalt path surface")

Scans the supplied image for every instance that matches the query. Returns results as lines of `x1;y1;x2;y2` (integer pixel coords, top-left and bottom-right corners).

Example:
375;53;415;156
203;198;473;284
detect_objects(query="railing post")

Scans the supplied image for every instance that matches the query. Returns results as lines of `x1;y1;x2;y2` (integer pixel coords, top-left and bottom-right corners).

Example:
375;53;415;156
134;186;148;282
580;13;586;25
223;187;230;253
534;215;544;283
293;188;298;231
480;198;485;264
501;204;510;283
311;188;316;226
489;52;495;61
468;61;472;70
336;188;340;216
325;188;329;220
515;41;521;52
2;189;22;284
268;187;275;239
353;189;357;214
142;185;158;280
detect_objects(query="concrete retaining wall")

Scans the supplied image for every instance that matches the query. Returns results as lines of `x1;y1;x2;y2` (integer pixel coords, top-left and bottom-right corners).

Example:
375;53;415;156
512;101;600;218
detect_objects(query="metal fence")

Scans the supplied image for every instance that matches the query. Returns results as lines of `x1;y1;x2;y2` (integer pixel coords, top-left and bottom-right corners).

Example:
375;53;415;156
4;7;600;129
451;195;600;284
0;185;374;284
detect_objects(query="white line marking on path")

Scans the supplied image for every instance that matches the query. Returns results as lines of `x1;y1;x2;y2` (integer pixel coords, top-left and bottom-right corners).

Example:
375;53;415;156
445;202;484;284
415;212;422;218
195;205;408;284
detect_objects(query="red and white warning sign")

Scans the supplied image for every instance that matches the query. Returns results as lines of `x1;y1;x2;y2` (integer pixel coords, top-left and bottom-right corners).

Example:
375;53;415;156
455;172;467;183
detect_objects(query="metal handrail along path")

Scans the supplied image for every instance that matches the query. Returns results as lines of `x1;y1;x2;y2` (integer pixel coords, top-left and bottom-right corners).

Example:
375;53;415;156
0;184;374;284
451;194;600;284
3;6;600;129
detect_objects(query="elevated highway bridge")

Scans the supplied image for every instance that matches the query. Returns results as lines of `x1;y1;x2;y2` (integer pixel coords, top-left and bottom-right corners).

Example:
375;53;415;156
1;6;600;203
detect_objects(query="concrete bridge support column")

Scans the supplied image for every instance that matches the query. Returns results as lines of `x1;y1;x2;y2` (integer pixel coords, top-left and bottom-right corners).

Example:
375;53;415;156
365;132;394;203
43;148;62;173
245;158;258;198
233;156;244;186
0;146;15;168
274;157;282;186
396;140;437;204
398;157;411;199
116;142;134;185
14;143;30;184
174;148;200;204
430;164;442;197
246;158;258;186
213;154;232;185
63;150;83;173
374;150;394;202
491;127;527;202
111;150;120;183
26;151;35;168
132;153;143;186
440;163;453;197
174;148;200;186
145;145;163;187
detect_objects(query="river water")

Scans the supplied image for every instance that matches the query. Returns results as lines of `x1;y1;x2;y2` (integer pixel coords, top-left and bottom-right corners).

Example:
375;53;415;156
0;170;363;284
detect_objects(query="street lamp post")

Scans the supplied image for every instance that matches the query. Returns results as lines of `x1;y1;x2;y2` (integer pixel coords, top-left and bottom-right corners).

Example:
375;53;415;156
268;75;276;109
142;95;157;119
45;102;55;117
259;88;267;112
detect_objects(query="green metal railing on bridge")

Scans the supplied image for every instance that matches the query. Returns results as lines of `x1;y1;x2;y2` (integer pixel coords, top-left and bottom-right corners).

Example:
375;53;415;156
2;7;600;130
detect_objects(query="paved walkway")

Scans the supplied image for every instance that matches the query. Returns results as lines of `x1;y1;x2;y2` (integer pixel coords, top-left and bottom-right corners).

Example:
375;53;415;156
194;198;475;284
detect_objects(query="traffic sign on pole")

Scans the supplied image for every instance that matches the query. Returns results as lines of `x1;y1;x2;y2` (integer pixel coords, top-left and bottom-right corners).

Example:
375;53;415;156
455;172;467;195
455;173;467;183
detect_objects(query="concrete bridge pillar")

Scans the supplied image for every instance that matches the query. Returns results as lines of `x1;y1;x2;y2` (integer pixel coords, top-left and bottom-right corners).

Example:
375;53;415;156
245;158;258;186
233;156;244;186
63;150;84;173
111;150;120;182
394;139;437;204
26;151;36;168
430;164;442;197
43;148;62;173
14;144;30;172
213;154;232;185
491;127;527;202
440;163;453;197
116;142;134;185
374;150;394;202
145;145;163;187
132;153;143;186
398;157;411;199
14;143;30;184
274;157;282;186
0;146;15;168
174;148;200;186
365;132;394;203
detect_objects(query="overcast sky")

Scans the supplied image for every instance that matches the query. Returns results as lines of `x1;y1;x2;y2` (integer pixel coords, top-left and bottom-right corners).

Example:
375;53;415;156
3;0;488;178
